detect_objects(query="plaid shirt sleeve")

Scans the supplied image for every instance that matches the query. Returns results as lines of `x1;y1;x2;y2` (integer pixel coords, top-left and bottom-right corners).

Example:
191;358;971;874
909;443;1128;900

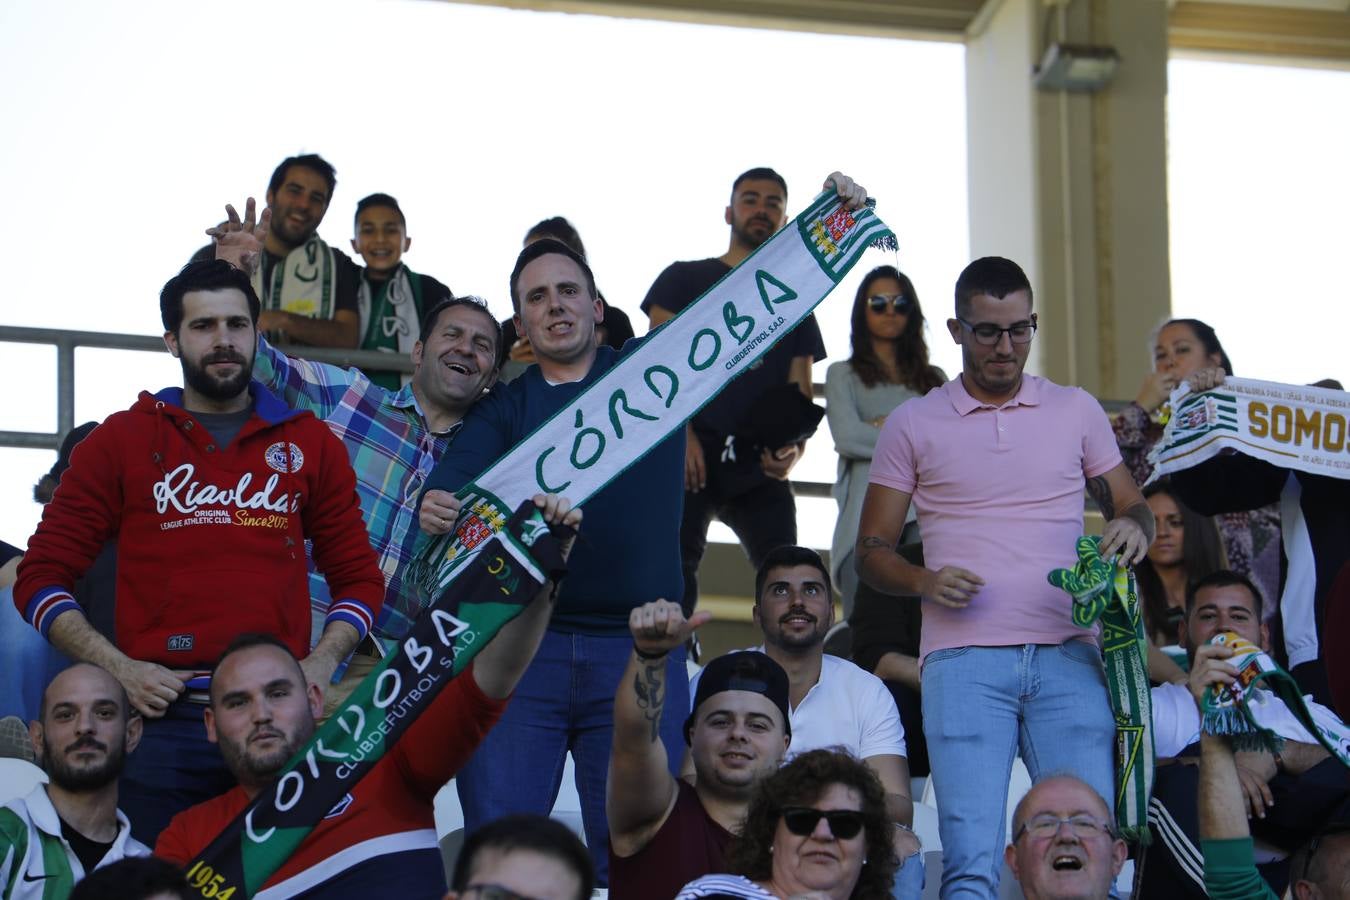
254;335;358;419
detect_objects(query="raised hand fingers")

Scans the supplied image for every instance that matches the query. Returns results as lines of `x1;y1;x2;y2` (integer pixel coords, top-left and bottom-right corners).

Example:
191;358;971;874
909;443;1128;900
531;493;582;529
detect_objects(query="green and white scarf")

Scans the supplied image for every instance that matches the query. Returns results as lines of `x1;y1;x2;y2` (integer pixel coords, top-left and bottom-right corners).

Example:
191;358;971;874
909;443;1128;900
1147;377;1350;484
409;190;893;599
1200;631;1350;767
1048;535;1155;843
358;264;422;357
254;232;336;319
182;503;569;900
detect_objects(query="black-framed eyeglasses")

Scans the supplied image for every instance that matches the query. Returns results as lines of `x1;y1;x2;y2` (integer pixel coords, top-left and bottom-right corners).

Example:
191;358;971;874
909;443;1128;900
867;294;913;315
1013;814;1115;843
462;885;544;900
1296;821;1350;884
956;314;1037;346
781;807;866;840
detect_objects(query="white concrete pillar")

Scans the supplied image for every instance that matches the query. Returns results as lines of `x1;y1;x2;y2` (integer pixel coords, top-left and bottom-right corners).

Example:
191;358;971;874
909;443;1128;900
965;0;1172;398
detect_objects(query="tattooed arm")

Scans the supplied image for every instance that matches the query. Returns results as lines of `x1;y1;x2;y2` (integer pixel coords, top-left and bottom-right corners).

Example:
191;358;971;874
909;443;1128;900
855;483;984;609
607;599;711;857
1086;463;1153;564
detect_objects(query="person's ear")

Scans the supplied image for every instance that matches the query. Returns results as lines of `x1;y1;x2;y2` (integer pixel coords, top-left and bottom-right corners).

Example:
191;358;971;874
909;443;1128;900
350;238;361;254
164;331;181;358
308;682;324;721
1110;837;1128;875
28;720;43;763
947;319;961;344
1177;614;1190;650
402;236;412;253
1259;621;1271;653
124;713;143;755
411;340;424;370
725;205;733;227
1004;842;1020;880
204;707;219;745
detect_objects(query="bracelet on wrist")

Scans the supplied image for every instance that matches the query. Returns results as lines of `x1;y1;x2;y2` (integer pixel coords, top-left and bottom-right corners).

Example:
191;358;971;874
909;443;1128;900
633;644;669;662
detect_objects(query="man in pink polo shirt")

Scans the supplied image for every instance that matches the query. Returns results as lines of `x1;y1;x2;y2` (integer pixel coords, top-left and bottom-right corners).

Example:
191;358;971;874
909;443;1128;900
856;256;1152;899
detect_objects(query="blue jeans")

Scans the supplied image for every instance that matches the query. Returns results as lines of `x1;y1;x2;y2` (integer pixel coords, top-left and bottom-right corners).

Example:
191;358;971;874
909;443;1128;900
921;642;1115;899
894;849;925;899
119;698;235;846
456;629;688;886
0;586;69;722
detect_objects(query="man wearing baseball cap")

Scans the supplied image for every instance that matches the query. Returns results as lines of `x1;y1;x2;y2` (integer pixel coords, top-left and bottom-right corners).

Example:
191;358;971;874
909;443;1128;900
607;600;790;899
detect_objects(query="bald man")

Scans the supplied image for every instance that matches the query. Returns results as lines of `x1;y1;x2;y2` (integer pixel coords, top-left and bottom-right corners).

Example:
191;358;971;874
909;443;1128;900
1005;775;1127;900
0;664;148;897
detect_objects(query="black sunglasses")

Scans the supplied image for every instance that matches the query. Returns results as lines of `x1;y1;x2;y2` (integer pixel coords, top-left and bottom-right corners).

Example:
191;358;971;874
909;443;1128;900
867;294;912;315
781;807;865;840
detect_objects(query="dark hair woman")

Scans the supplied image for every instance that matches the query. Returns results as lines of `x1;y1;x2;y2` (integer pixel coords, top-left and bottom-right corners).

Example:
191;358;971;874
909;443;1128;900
826;265;945;618
1113;317;1278;620
676;749;899;900
1136;480;1227;646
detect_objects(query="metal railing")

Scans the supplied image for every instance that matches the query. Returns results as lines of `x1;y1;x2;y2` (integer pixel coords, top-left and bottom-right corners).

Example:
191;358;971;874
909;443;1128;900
0;324;1125;506
0;325;412;452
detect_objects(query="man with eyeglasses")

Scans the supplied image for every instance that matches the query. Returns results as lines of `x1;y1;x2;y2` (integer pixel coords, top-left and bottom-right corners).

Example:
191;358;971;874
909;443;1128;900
642;167;828;617
1148;570;1350;898
856;256;1152;897
1005;775;1127;900
444;814;593;900
207;199;502;717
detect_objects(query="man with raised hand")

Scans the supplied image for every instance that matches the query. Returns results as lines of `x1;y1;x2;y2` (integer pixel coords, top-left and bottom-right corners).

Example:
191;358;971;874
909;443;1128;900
1144;570;1350;897
418;173;866;884
208;197;500;715
643;167;828;615
1195;641;1350;900
608;600;791;900
687;545;922;893
1005;775;1127;900
193;153;361;348
0;665;148;898
156;495;582;898
856;256;1152;897
14;260;383;843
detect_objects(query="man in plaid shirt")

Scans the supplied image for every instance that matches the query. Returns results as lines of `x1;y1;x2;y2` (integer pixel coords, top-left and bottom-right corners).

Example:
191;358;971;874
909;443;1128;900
210;198;503;713
251;294;501;714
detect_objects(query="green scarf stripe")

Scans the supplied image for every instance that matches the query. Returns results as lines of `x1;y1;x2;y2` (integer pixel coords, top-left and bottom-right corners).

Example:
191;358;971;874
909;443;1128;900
1049;536;1155;843
1200;633;1350;766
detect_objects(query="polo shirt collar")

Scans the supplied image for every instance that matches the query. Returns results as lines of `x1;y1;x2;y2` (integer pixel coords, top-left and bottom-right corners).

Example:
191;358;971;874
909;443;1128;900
947;373;1043;415
393;385;463;438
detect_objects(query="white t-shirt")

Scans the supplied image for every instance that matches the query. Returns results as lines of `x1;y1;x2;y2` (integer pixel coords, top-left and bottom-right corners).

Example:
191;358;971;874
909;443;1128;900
1150;680;1347;758
690;647;906;759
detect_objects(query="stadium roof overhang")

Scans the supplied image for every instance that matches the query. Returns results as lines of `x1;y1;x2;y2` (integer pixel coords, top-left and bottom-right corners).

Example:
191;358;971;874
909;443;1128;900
441;0;1350;65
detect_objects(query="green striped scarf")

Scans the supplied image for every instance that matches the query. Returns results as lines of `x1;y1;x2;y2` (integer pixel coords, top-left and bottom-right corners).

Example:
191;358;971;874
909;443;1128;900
1048;535;1155;843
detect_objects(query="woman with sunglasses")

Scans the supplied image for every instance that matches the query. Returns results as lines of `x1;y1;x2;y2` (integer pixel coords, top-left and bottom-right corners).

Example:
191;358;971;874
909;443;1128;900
676;749;898;900
826;266;946;620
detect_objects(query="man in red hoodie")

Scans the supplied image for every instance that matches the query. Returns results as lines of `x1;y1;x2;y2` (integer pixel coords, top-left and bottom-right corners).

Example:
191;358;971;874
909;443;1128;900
14;259;384;845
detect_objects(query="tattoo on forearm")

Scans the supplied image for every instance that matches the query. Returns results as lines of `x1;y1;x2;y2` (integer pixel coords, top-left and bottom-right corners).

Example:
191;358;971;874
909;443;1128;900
857;535;891;565
1085;475;1115;520
633;661;666;744
1123;502;1155;541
